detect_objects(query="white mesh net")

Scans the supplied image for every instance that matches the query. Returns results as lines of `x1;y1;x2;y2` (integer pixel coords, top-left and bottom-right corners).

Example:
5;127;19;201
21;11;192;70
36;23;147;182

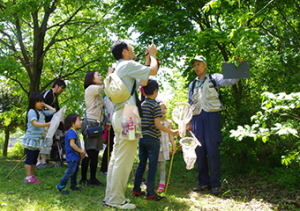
179;137;200;170
46;105;66;139
172;103;200;170
172;103;193;138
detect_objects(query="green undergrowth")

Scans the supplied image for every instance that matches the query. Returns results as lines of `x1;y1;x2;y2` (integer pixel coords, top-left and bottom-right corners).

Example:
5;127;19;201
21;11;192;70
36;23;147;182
0;150;299;210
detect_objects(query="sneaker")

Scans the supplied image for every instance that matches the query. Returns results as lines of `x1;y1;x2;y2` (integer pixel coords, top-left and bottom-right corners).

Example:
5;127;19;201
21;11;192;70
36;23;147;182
157;183;165;193
211;187;221;195
36;163;42;169
36;162;53;169
89;178;104;186
193;184;211;192
70;185;83;191
24;176;40;184
105;202;136;210
146;193;166;201
103;199;130;205
56;184;70;194
132;190;145;197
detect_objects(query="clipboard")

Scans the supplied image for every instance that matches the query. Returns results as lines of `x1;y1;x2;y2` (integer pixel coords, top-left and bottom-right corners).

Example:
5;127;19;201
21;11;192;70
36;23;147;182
222;61;250;79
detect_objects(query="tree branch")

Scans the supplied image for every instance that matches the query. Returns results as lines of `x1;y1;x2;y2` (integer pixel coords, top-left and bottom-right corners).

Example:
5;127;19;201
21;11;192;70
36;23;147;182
244;0;275;27
55;37;74;42
40;0;58;32
0;3;6;10
14;13;32;79
259;24;284;39
47;21;65;30
61;56;102;79
273;2;298;36
7;77;28;94
43;6;83;57
292;0;300;13
21;18;33;29
0;30;17;51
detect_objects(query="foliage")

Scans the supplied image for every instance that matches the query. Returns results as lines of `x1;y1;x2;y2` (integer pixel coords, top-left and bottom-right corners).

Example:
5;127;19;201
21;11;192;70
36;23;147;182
0;0;118;109
230;92;300;166
164;70;189;127
0;80;25;156
8;142;24;158
113;0;300;170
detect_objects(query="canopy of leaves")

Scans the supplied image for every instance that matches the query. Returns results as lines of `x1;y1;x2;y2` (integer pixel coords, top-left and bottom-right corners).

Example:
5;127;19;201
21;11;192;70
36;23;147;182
113;0;300;169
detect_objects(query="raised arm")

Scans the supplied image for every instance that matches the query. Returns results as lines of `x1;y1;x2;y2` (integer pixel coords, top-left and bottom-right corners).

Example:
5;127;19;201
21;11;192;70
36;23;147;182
43;103;56;113
140;44;158;86
148;43;158;76
213;73;240;87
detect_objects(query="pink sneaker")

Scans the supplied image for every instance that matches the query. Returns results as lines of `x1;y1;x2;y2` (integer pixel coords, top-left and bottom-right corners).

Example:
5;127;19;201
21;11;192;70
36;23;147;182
157;183;165;193
24;176;41;184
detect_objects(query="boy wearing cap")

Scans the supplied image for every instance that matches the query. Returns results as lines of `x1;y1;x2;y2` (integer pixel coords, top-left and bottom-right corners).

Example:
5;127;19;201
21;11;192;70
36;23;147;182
186;56;239;195
132;79;178;201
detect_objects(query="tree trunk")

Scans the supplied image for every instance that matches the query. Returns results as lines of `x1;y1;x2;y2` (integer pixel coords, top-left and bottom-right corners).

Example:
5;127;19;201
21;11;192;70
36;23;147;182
3;128;9;157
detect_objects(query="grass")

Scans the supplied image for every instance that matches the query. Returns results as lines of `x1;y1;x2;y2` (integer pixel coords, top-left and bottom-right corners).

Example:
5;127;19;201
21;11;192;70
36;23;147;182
0;150;299;210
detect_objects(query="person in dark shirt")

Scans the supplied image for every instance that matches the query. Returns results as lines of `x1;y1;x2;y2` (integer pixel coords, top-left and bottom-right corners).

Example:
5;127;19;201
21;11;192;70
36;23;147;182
37;80;66;169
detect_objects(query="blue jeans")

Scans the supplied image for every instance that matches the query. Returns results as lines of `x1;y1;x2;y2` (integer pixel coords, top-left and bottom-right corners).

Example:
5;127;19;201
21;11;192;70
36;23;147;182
59;161;79;189
133;135;160;197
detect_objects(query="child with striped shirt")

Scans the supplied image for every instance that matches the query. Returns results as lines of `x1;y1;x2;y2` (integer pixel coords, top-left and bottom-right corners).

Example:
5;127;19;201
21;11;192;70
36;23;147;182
132;79;178;201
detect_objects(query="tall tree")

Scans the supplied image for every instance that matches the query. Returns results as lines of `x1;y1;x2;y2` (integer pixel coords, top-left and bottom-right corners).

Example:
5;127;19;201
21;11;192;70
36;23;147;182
0;0;116;97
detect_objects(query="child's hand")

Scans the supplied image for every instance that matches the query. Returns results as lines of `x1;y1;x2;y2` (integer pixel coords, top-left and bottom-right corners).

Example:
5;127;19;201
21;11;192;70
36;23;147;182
171;145;175;155
46;122;51;127
80;149;86;159
105;123;112;130
171;129;179;137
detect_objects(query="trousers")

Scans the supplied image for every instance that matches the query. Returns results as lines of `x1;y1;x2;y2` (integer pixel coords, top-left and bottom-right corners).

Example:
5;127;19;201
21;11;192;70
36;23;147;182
192;111;222;188
104;108;138;206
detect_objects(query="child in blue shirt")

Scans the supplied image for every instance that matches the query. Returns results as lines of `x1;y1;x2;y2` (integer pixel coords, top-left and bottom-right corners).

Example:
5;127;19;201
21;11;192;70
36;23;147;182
57;114;86;194
132;79;179;201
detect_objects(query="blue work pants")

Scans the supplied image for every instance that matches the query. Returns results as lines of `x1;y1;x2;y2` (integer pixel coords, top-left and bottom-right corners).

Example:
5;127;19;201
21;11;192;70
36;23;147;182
192;111;222;188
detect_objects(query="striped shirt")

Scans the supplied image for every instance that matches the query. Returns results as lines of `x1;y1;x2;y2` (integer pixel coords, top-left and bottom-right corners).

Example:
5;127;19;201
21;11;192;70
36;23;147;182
141;98;162;139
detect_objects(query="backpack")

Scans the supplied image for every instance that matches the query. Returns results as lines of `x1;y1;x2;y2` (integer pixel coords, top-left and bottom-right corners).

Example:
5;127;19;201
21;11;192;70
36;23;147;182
104;73;143;117
104;72;131;104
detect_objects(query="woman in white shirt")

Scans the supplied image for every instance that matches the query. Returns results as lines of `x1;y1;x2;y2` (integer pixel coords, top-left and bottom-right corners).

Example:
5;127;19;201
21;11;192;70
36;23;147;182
80;70;107;186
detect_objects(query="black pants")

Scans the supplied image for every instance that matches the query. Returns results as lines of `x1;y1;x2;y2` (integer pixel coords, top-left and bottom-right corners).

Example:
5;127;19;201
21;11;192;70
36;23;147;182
81;149;99;181
100;127;115;173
